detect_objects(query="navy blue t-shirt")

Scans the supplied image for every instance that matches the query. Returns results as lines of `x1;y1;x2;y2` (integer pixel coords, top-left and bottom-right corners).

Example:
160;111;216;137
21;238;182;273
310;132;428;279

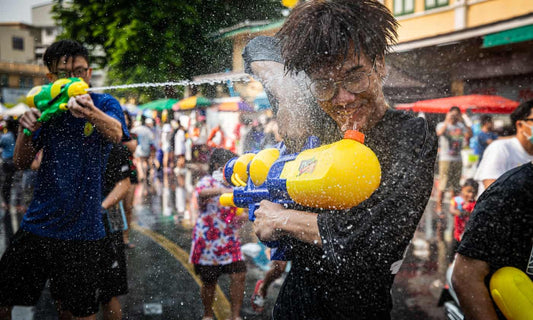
20;93;129;240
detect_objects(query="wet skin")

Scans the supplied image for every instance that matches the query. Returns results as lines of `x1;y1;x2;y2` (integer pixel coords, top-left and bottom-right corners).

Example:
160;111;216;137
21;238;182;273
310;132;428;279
309;51;388;133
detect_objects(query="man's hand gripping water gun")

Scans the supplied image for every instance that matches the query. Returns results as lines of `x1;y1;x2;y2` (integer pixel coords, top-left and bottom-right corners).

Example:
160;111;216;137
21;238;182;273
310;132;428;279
24;78;89;136
220;130;382;259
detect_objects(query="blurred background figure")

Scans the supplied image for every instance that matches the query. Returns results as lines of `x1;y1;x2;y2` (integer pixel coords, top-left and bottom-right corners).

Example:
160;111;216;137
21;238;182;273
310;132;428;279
474;100;533;194
160;120;173;172
122;110;138;249
0;118;18;242
435;106;472;238
131;117;155;183
472;115;498;164
189;148;247;320
448;178;478;263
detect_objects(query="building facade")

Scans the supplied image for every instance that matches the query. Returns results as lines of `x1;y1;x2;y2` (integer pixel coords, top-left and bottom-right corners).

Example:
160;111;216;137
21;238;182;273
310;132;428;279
218;0;533;106
0;22;48;104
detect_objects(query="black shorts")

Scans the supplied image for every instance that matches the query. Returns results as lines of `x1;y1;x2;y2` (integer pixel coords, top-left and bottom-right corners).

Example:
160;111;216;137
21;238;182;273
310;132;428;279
194;261;246;285
99;231;128;303
0;230;105;317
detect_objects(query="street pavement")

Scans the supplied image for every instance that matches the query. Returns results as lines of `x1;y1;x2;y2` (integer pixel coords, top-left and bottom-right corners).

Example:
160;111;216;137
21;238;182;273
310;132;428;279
0;168;450;320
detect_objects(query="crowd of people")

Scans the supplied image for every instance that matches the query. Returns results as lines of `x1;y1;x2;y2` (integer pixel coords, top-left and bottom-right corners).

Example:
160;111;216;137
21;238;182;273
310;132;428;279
0;1;531;320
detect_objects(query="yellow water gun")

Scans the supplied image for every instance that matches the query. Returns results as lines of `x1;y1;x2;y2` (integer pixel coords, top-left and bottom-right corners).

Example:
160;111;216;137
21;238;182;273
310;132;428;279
220;130;381;220
490;266;533;320
24;77;89;136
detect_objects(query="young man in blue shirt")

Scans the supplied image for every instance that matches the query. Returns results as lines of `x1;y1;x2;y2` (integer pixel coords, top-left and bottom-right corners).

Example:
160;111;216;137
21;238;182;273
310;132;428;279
0;40;129;320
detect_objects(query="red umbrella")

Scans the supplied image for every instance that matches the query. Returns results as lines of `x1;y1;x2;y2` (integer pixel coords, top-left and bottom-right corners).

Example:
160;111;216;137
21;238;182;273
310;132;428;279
396;95;519;114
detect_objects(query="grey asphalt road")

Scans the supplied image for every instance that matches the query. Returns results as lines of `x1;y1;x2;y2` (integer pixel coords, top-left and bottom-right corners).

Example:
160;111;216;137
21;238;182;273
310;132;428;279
1;169;448;319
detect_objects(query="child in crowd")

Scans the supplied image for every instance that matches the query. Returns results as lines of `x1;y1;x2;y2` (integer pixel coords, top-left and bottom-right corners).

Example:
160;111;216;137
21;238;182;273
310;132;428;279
189;148;246;320
449;178;478;261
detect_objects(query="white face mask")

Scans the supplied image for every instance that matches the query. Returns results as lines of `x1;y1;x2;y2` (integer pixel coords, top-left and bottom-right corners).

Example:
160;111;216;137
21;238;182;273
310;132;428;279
522;121;533;144
212;168;224;183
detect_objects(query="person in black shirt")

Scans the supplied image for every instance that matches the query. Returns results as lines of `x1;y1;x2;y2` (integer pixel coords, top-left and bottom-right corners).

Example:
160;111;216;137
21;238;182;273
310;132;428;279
251;1;438;318
453;162;533;320
99;143;132;319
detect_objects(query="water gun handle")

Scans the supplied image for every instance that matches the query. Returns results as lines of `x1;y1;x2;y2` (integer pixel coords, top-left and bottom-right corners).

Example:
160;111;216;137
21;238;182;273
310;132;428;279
23;128;33;137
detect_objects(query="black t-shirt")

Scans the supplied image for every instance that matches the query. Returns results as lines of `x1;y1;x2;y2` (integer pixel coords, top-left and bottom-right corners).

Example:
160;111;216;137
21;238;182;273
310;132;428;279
457;162;533;318
103;143;131;198
274;109;438;319
102;143;131;233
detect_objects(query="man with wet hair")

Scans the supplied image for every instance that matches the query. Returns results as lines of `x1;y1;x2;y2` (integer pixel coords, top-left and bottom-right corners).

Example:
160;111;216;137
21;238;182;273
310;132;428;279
0;39;129;320
251;1;437;318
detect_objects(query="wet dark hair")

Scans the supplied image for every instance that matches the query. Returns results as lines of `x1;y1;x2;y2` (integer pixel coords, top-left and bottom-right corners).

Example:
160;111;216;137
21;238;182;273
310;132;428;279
449;106;461;113
43;40;89;72
276;0;398;74
510;99;533;130
462;178;479;194
480;114;493;126
208;148;237;175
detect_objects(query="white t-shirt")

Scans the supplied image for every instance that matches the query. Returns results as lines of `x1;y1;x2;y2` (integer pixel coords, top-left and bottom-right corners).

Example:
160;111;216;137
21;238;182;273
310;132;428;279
131;125;155;158
160;123;173;152
436;122;468;162
474;137;533;190
174;129;186;156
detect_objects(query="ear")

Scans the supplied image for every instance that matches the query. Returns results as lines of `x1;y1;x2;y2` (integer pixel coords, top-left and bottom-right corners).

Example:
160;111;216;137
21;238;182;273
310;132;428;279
86;68;93;81
46;72;55;82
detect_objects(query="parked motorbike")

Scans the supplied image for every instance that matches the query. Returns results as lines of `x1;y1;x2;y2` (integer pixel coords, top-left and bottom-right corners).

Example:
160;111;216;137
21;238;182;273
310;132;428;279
438;261;464;320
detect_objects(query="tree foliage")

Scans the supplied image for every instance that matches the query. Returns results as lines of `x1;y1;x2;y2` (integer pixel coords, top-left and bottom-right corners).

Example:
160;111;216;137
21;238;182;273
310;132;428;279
51;0;284;99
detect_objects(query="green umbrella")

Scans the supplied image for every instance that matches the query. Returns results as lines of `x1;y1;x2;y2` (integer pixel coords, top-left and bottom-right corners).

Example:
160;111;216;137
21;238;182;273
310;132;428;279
172;96;212;111
138;99;179;111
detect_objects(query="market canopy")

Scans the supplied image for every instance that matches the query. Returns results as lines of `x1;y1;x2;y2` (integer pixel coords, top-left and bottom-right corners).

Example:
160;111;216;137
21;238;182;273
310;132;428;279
2;103;30;116
138;99;178;111
395;95;519;114
172;96;212;111
216;98;253;112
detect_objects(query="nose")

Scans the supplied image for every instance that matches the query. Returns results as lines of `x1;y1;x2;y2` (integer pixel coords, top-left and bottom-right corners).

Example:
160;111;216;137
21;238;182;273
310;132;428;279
330;85;356;106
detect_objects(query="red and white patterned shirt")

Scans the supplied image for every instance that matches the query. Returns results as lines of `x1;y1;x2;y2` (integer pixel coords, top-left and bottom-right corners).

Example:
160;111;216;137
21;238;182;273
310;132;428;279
189;175;243;265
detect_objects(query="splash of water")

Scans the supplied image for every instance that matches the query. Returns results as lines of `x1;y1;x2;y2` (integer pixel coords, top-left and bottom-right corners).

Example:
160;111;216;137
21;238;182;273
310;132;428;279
86;74;250;92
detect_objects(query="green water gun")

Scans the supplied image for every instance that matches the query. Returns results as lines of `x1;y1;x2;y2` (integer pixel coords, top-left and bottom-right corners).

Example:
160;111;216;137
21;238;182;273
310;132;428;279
24;77;89;136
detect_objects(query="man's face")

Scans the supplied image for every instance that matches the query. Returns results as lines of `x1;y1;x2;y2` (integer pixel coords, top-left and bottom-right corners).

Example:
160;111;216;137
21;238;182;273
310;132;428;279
47;55;92;84
517;109;533;139
308;51;387;132
449;110;460;123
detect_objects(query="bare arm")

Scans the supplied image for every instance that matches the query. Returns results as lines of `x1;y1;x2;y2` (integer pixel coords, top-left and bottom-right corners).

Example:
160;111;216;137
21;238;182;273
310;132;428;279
102;177;131;210
452;254;498;320
14;109;41;170
449;202;461;217
436;122;448;136
68;94;123;143
254;201;322;246
483;179;496;189
123;139;137;154
198;187;233;200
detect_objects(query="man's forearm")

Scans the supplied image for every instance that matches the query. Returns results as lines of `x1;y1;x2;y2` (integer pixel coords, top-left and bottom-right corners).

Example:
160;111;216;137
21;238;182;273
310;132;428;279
88;108;122;143
102;178;131;209
452;254;498;320
280;209;322;246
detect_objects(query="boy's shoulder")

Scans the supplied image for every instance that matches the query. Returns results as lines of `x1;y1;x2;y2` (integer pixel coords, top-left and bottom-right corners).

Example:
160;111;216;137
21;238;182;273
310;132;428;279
90;92;120;110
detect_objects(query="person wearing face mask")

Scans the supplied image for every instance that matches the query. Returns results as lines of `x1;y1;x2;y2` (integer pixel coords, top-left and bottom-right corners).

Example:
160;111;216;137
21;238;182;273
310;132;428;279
452;160;533;320
189;148;247;320
251;1;438;318
474;99;533;194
